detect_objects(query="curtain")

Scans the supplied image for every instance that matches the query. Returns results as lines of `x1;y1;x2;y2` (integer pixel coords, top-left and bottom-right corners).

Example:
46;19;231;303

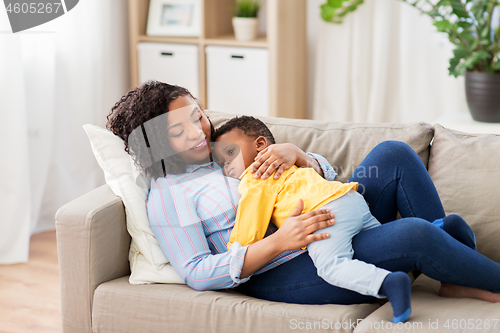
312;0;469;123
0;0;130;264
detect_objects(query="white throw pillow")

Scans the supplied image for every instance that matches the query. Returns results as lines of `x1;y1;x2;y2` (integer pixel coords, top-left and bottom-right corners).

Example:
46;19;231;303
83;124;185;284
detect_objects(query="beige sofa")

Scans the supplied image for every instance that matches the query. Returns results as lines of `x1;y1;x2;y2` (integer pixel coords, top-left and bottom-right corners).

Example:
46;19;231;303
56;111;500;333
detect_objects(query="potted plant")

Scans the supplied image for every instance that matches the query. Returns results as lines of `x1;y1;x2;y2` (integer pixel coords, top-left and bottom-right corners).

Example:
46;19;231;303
232;0;260;41
321;0;500;122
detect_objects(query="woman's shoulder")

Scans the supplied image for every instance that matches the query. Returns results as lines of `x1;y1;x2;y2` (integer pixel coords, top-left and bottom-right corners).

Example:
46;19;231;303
185;161;222;174
149;173;183;191
151;162;223;186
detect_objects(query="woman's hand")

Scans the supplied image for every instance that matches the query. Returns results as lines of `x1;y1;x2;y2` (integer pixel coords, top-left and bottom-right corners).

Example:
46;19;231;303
274;199;335;252
250;143;299;179
240;199;334;278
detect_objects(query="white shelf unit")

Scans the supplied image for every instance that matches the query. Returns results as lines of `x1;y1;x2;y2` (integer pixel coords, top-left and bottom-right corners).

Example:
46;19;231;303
128;0;307;119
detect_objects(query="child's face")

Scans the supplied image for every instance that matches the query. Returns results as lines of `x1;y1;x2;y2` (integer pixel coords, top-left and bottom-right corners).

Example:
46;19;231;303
214;129;260;178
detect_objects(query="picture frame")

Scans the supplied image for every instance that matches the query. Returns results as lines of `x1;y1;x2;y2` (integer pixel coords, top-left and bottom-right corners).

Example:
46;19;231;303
146;0;202;37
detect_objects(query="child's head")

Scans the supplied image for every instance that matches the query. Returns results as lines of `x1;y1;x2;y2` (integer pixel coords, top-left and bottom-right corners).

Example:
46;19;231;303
213;116;275;178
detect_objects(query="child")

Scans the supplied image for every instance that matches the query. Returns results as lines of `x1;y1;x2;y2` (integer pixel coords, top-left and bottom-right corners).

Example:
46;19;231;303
213;116;412;323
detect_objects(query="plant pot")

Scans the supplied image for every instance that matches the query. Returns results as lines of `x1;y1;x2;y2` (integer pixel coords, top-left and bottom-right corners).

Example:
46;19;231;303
465;71;500;123
232;17;258;41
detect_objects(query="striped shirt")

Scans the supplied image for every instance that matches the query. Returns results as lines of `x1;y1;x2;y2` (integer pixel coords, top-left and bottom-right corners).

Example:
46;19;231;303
147;153;337;291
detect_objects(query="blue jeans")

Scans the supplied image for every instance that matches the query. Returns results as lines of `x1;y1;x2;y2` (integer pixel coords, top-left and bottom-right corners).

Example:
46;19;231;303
235;141;500;304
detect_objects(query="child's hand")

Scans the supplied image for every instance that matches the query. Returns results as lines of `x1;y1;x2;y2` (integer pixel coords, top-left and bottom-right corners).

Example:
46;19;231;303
251;143;299;180
274;199;335;252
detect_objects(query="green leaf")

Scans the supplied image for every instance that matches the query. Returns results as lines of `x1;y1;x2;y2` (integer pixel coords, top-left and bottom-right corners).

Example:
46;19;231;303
434;19;453;32
321;4;336;22
460;30;476;42
465;50;491;69
457;21;473;29
470;50;491;60
328;0;344;8
321;0;364;23
470;0;487;19
233;0;260;17
450;0;469;18
448;43;470;76
493;60;500;71
455;61;469;76
436;0;452;6
480;25;490;39
448;56;461;76
453;45;469;58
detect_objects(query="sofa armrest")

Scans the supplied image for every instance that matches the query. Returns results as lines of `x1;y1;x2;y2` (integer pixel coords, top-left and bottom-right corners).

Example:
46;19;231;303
55;184;131;333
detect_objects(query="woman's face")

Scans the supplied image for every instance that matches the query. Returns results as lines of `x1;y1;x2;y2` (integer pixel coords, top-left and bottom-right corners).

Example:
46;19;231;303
166;95;212;164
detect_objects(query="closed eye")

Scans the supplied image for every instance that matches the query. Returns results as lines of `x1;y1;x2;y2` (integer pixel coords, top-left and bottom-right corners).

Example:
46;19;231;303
171;131;183;137
193;109;202;123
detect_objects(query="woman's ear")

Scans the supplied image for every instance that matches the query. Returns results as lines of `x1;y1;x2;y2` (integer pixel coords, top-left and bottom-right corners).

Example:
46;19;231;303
255;136;268;152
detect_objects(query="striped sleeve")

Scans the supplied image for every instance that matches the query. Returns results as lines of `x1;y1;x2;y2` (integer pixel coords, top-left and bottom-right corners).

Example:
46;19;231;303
147;177;251;291
307;152;337;181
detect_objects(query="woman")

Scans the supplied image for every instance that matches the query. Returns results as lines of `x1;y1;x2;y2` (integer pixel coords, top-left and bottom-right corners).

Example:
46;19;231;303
106;81;500;306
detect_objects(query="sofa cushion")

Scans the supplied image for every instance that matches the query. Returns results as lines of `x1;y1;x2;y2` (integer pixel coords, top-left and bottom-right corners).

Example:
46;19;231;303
92;276;380;333
428;125;500;262
354;275;500;333
206;111;434;182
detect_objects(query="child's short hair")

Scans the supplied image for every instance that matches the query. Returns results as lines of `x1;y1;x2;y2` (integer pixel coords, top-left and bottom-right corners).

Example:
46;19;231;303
213;115;276;144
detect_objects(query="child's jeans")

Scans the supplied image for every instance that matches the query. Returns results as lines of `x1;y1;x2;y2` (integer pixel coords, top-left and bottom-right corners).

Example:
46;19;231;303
308;190;389;298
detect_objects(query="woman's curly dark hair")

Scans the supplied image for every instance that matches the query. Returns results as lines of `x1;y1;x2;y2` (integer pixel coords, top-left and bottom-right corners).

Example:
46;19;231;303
106;80;214;178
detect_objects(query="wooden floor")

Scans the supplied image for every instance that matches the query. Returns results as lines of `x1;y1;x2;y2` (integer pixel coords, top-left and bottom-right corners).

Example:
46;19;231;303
0;231;61;333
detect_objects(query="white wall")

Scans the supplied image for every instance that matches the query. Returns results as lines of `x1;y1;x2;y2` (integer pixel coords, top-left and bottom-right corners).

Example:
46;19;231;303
307;0;323;119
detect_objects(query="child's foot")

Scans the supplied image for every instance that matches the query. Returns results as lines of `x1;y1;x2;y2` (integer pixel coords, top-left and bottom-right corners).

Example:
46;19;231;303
432;214;476;250
379;272;412;323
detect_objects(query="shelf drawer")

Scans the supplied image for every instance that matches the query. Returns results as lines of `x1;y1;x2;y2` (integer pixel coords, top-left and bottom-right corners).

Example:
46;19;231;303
137;42;199;97
206;46;269;117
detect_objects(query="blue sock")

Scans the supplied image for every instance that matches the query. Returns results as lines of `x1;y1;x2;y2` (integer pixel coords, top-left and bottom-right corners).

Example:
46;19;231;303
433;214;476;250
379;272;412;323
432;218;444;229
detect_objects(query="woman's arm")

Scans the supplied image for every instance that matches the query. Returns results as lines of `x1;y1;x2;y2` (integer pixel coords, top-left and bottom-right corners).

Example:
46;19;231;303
148;178;249;291
241;199;334;277
250;143;337;181
149;178;334;287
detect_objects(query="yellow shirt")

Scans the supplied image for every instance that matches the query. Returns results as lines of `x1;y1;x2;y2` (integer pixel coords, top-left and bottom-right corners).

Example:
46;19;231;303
227;164;358;250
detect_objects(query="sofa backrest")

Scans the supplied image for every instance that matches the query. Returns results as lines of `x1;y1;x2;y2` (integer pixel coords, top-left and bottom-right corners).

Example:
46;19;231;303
206;111;434;182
